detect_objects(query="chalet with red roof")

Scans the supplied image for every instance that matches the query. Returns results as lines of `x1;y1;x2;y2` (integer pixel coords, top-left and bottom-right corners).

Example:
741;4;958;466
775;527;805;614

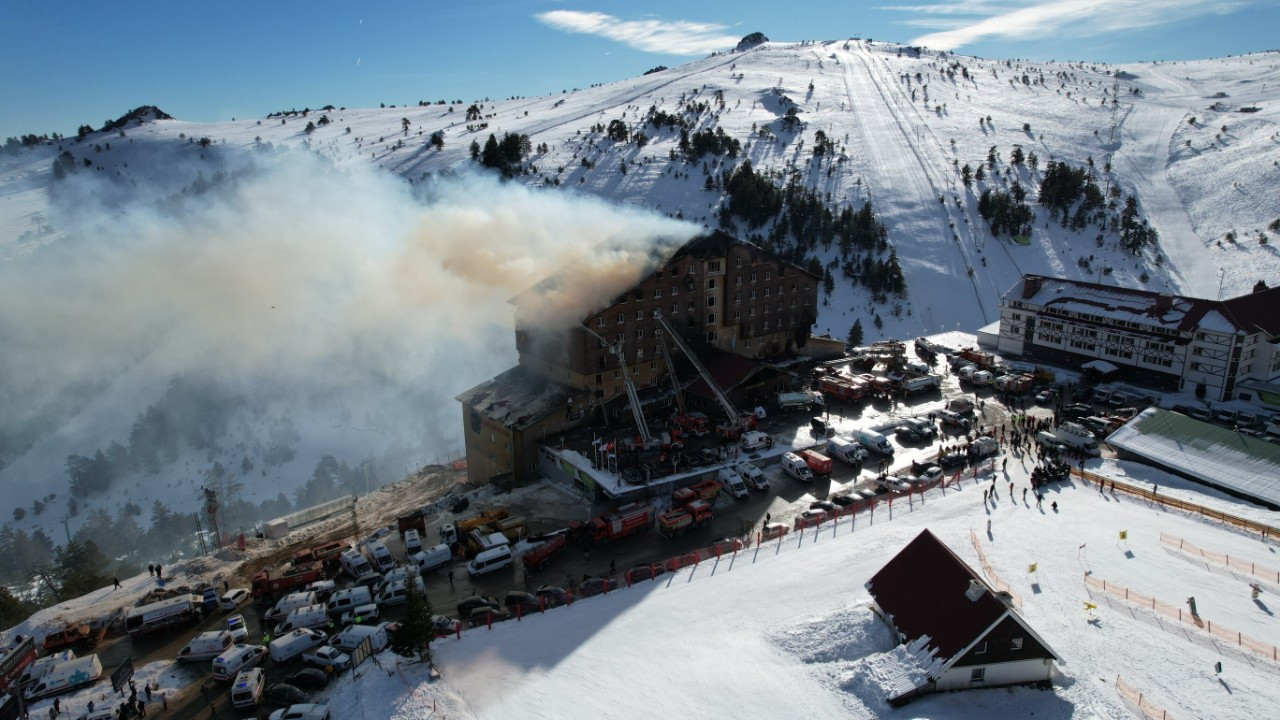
866;529;1060;705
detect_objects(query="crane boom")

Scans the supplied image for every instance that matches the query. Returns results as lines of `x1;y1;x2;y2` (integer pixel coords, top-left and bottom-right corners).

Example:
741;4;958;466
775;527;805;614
653;313;740;423
582;325;650;443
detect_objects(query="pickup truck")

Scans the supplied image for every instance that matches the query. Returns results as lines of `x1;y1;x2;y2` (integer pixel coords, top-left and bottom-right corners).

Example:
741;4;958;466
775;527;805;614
301;645;351;672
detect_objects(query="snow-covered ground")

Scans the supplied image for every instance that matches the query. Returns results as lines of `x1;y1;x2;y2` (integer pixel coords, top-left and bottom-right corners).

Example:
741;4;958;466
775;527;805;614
349;454;1280;719
2;40;1278;559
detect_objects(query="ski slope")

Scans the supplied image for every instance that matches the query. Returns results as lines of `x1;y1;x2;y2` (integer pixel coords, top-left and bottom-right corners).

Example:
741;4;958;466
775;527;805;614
1;39;1278;551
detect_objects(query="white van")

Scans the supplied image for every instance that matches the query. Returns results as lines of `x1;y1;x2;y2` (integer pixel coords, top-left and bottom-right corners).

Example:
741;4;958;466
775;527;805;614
739;431;772;450
326;585;373;617
362;540;396;574
339;548;373;579
376;576;426;607
826;436;868;465
717;468;749;499
780;453;814;482
211;644;267;682
230;667;265;709
332;622;389;653
178;630;234;662
403;529;423;556
733;462;769;491
19;651;74;686
274;604;329;636
220;588;250;611
268;628;327;664
853;428;894;455
410;543;452;574
466;545;514;577
23;655;101;700
264;591;318;623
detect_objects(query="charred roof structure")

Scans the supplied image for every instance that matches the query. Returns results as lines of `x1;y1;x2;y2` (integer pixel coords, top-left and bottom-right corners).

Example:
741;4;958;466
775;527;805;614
458;230;821;487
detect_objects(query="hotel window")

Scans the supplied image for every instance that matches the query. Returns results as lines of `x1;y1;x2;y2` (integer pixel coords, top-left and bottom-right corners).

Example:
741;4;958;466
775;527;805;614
653;288;662;299
596;317;606;328
616;313;624;324
706;331;717;343
734;292;741;304
706;296;717;308
707;278;717;290
635;310;643;321
708;260;722;272
635;329;643;339
735;258;743;268
764;271;772;281
706;312;717;325
764;288;771;297
970;668;985;682
750;273;757;283
1011;638;1024;650
672;284;679;296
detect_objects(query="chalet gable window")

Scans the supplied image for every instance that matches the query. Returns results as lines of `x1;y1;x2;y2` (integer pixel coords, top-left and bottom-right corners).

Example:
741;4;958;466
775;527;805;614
1011;637;1024;650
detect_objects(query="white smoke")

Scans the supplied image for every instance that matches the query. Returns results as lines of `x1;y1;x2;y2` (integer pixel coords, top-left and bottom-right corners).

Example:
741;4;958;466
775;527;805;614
0;148;695;497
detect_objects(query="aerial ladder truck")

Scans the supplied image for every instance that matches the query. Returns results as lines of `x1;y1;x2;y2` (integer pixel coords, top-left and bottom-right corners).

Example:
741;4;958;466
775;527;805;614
582;324;682;452
653;313;759;440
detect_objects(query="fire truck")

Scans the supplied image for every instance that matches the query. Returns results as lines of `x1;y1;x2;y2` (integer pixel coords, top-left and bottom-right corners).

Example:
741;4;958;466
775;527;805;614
569;503;654;545
671;479;722;507
819;376;864;403
251;562;323;598
657;499;713;538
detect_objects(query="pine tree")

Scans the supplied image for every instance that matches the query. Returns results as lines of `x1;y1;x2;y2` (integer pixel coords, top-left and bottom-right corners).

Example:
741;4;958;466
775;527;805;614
847;319;864;349
53;539;110;601
390;578;434;661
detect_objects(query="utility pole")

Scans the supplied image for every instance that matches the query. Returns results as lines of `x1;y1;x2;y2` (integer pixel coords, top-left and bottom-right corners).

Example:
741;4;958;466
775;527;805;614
60;516;71;545
201;486;221;550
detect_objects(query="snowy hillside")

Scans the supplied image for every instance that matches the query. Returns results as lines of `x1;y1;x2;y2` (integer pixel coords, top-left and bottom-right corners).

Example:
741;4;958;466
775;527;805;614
1;39;1278;548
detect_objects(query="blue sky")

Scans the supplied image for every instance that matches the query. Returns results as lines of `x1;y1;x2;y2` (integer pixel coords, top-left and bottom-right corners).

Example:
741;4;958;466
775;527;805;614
2;0;1276;140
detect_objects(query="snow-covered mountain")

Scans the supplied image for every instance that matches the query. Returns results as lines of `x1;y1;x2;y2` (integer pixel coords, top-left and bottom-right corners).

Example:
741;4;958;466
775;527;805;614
1;39;1277;549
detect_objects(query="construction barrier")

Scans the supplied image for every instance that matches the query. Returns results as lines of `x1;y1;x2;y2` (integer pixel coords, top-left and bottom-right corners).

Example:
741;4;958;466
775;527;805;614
1072;468;1280;540
1084;574;1280;664
1115;675;1179;720
1158;532;1280;585
969;530;1023;608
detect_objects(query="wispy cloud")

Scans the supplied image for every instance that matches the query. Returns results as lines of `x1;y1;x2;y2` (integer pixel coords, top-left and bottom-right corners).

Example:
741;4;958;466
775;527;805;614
891;0;1253;51
535;10;740;55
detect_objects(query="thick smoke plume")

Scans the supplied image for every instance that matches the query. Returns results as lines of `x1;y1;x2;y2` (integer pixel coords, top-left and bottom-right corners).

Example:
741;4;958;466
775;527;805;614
0;149;694;503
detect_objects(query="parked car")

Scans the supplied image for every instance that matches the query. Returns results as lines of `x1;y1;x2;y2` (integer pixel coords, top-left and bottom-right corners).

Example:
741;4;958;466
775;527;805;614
267;704;330;720
1188;407;1213;421
795;509;828;529
578;576;619;597
1034;388;1059;404
828;493;860;507
284;669;329;691
809;500;839;514
226;614;248;644
534;585;568;607
501;591;540;614
221;588;250;611
263;684;310;707
1063;403;1093;419
937;409;970;429
762;523;790;541
456;595;501;617
625;564;667;583
430;615;457;637
916;465;943;483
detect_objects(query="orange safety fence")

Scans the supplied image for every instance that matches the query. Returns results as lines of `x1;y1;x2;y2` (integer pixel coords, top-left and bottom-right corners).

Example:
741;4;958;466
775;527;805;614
1115;675;1180;720
1158;532;1280;585
1071;468;1280;540
969;530;1023;608
1084;574;1280;663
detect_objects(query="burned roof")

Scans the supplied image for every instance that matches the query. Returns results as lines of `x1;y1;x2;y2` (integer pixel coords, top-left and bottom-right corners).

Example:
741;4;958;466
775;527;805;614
455;365;578;431
508;230;820;319
866;529;1057;664
1005;275;1280;337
